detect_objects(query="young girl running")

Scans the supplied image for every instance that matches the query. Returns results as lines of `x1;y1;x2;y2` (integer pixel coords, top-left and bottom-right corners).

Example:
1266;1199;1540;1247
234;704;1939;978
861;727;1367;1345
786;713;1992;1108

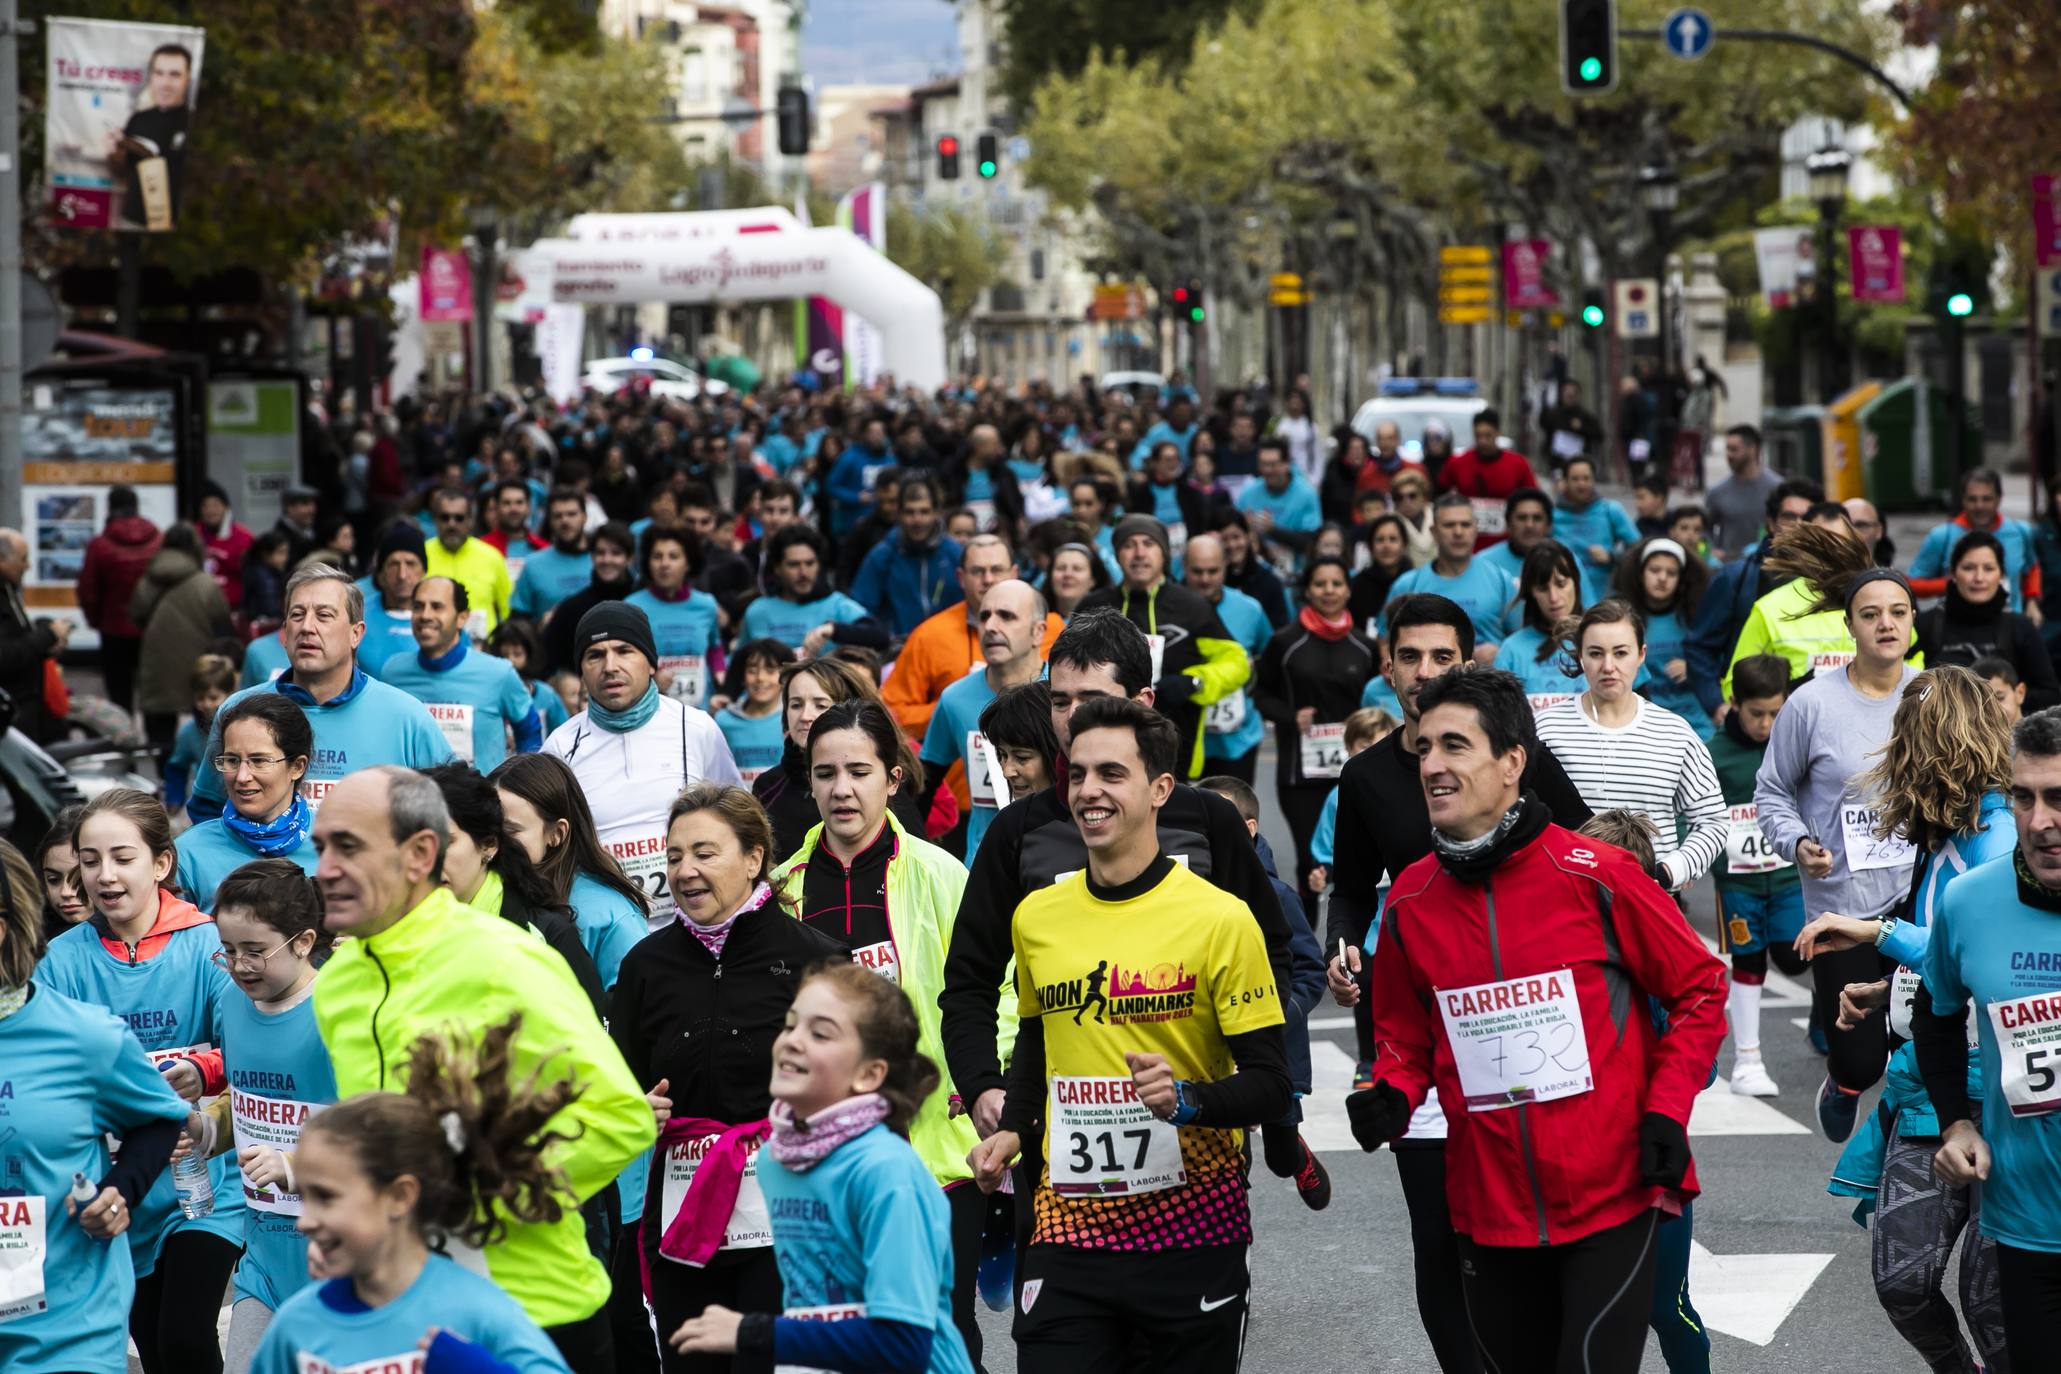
714;638;790;785
669;963;974;1374
209;859;339;1374
247;1015;577;1374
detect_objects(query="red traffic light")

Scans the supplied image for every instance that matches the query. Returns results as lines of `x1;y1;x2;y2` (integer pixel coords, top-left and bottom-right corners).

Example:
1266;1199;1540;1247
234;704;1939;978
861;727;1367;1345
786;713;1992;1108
1171;287;1190;303
937;136;959;155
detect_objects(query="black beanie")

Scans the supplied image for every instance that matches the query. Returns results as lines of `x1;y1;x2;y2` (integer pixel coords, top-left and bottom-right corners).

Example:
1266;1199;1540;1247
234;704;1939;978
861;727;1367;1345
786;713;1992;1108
574;601;659;670
376;522;426;571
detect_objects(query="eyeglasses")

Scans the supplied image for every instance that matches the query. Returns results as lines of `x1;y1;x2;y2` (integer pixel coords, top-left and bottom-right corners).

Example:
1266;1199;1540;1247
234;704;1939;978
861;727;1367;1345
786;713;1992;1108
437;513;470;524
210;935;297;972
212;753;287;774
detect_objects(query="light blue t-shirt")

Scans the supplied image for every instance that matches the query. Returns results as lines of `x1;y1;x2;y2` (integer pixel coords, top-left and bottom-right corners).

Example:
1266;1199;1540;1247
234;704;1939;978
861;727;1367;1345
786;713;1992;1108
1359;675;1404;715
164;718;207;813
1553;498;1641;603
716;704;785;781
36;916;245;1275
511;546;593;619
220;986;337;1313
1925;853;2061;1253
1641;609;1710;738
1311;785;1341;867
187;672;455;822
739;591;873;651
1205;587;1272;763
1129;420;1199;469
1479;539;1528;585
532;678;570;735
567;871;647;992
1235;474;1322;538
357;592;418;680
1495;625;1582;706
240;633;290;689
920;667;1006;866
1384;559;1517;647
0;985;190;1374
250;1256;570;1374
378;645;539;774
758;1124;976;1374
175;818;319;913
626;588;723;709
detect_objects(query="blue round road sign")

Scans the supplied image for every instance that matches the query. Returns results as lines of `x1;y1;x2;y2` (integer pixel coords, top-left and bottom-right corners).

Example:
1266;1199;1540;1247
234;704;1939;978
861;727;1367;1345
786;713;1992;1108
1663;8;1714;60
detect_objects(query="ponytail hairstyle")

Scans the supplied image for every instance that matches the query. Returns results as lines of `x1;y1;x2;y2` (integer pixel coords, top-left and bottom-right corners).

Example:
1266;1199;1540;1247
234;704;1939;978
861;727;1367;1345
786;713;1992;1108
73;787;180;898
303;1014;579;1250
210;858;335;966
798;961;940;1137
490;752;649;917
1765;522;1876;615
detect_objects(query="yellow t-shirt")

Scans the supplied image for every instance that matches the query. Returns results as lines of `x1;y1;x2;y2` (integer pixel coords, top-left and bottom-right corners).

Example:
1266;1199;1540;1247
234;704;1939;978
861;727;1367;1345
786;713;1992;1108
425;537;514;640
1011;859;1282;1250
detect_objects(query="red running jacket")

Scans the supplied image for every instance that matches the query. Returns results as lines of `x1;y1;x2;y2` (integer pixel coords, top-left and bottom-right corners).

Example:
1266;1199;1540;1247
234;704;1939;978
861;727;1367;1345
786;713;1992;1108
1370;823;1727;1247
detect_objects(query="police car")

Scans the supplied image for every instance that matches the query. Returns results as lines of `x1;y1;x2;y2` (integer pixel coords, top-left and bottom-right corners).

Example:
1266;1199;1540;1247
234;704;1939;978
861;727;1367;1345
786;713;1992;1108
1348;377;1493;459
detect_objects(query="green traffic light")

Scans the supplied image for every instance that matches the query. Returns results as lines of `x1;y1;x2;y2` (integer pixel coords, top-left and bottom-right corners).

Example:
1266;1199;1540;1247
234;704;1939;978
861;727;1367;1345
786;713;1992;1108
978;160;997;178
1189;306;1204;323
1946;292;1974;318
1579;56;1602;82
1581;304;1605;327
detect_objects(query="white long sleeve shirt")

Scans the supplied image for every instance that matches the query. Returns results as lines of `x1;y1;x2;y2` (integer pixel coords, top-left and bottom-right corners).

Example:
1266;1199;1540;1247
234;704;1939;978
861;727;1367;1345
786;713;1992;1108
1532;694;1727;889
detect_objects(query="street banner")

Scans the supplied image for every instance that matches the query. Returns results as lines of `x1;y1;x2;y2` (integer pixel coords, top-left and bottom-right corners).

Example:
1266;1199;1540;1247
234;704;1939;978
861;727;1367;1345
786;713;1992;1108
2035;175;2061;269
1501;239;1559;309
46;18;205;231
838;182;888;388
536;303;586;406
419;245;473;323
1846;225;1904;303
1753;226;1813;309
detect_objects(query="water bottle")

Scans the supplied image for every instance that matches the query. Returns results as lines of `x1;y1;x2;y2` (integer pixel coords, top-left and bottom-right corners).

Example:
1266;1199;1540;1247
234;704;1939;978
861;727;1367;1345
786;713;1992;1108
173;1146;214;1219
975;1191;1014;1312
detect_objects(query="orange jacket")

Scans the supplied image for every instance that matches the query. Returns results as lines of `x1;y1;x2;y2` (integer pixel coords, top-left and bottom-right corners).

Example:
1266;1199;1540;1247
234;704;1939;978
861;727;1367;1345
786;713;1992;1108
883;604;1063;808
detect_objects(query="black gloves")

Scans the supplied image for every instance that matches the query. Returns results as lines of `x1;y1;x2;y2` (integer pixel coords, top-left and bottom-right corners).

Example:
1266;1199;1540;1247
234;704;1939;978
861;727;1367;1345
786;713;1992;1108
1636;1111;1692;1188
1346;1081;1412;1152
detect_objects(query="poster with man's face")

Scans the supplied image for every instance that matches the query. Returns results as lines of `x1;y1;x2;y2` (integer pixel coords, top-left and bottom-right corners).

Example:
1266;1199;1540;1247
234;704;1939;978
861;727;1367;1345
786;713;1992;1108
46;17;206;232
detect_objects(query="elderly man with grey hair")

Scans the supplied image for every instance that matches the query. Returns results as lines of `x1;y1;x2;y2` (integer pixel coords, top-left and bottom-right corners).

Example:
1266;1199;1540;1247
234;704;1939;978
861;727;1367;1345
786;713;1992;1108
0;527;70;741
309;766;654;1371
185;563;452;821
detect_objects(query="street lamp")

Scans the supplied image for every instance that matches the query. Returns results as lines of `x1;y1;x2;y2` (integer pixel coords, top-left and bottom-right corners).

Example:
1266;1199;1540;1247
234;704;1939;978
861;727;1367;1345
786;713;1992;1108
468;205;499;392
1805;144;1851;402
1639;163;1680;480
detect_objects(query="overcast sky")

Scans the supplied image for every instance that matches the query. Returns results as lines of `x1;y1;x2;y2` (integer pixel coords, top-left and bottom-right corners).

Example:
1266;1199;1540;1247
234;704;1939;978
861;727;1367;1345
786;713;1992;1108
802;0;958;87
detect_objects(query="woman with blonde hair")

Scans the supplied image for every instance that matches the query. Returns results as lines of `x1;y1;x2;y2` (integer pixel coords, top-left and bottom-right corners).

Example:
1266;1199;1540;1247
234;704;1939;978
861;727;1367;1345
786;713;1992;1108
1799;664;2013;1371
1389;467;1437;568
753;655;927;859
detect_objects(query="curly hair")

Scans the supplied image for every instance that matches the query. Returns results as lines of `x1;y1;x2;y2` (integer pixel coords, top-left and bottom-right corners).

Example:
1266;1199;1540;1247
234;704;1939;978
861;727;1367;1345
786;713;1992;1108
1858;665;2011;843
304;1013;581;1252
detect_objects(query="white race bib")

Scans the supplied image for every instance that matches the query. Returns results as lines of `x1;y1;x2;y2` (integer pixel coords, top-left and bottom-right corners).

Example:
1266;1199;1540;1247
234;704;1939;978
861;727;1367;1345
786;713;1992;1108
1841;803;1917;873
860;463;890;493
739;766;768;785
1145;634;1165;682
658;1134;773;1257
966;731;1006;809
1527;693;1575;716
425;702;475;763
660;655;706;705
231;1089;323;1215
1468;498;1506;536
1809;651;1854;678
1723;803;1789;875
1299;722;1346;779
964;499;997;532
1048;1076;1185;1196
1889;965;1922;1042
1205;694;1248;735
851;939;901;985
609;829;673;921
1164;521;1188;552
775;1305;868;1374
0;1196;47;1324
1550;430;1587;459
295;1352;424;1374
1988;991;2061;1118
464;608;490;644
1439;969;1593;1111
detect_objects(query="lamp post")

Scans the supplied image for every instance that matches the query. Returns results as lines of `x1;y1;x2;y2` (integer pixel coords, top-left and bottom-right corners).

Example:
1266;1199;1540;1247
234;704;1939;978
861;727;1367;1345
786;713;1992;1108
468;206;499;392
1805;144;1852;403
1639;163;1680;479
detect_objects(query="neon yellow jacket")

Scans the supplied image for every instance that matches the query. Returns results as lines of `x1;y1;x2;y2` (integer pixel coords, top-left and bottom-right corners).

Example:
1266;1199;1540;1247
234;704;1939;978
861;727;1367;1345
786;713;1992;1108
770;811;1015;1187
312;885;655;1327
425;536;514;636
1724;578;1923;698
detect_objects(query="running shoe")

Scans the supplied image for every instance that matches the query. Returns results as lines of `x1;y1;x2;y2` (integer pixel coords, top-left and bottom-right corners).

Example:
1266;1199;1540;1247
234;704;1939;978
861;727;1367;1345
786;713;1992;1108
1294;1139;1332;1211
1816;1074;1860;1143
1352;1059;1376;1092
1729;1055;1779;1097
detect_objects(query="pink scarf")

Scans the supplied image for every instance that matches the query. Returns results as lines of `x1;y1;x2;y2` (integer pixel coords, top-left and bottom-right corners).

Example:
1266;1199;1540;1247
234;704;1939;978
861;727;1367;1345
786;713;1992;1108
768;1093;890;1172
682;881;774;958
649;1115;773;1272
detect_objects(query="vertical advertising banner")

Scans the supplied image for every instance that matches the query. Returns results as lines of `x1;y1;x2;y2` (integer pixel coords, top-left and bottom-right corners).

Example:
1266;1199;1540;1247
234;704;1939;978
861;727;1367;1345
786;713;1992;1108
46;18;205;231
838;183;889;387
1846;225;1905;303
1500;239;1559;309
2034;174;2061;269
419;245;474;322
1753;226;1814;309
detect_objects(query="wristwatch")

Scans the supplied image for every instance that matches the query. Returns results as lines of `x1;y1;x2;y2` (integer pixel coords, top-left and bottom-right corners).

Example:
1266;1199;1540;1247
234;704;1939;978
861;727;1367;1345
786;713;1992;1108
1874;916;1899;949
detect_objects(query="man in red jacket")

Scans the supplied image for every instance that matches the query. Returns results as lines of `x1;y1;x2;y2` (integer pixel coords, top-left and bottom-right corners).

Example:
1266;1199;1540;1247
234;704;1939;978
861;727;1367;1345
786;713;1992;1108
76;484;162;712
1435;408;1537;548
1350;666;1725;1374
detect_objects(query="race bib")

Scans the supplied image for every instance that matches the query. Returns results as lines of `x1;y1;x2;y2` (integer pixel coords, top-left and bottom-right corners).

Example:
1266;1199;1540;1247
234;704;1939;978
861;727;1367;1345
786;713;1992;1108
1889;965;1922;1042
660;655;706;705
1048;1076;1185;1196
1841;803;1917;873
296;1353;423;1374
1809;652;1854;678
658;1134;773;1257
1438;969;1593;1111
1468;498;1506;536
505;555;527;583
231;1089;323;1215
425;702;475;763
775;1305;868;1374
1550;430;1586;459
964;499;997;532
1164;521;1188;553
0;1196;47;1323
1988;991;2061;1117
1299;723;1346;780
860;463;890;494
1527;693;1575;716
1205;693;1248;735
609;829;674;923
1723;803;1789;874
966;731;1007;809
1145;634;1165;682
851;939;901;985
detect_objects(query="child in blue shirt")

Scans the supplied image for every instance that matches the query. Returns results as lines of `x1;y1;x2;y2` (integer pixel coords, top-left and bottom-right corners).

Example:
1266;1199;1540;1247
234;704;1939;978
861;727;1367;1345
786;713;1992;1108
164;655;236;813
248;1015;575;1374
489;620;571;735
668;964;974;1374
714;639;791;784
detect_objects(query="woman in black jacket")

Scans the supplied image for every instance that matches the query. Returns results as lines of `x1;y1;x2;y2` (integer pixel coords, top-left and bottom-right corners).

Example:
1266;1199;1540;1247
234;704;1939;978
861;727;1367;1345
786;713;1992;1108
752;656;926;861
610;784;848;1374
1252;555;1380;897
1915;528;2061;711
1347;513;1413;633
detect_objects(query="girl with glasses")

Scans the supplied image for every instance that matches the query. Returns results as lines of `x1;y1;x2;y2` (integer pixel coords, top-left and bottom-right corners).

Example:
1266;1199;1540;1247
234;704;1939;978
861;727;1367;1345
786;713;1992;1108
173;694;317;912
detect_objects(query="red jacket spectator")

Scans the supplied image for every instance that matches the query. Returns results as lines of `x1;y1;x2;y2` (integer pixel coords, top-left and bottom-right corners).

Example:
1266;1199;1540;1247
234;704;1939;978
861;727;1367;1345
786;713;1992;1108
199;515;254;610
77;511;163;638
1437;445;1538;548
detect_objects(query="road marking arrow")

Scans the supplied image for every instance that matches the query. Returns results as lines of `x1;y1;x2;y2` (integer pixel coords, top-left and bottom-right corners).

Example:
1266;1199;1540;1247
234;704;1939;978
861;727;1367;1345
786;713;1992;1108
1689;1078;1810;1135
1688;1241;1834;1345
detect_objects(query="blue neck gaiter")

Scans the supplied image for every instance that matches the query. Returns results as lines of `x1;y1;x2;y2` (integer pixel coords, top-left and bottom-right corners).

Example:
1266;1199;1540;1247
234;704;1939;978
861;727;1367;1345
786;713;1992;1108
589;679;661;733
224;792;314;857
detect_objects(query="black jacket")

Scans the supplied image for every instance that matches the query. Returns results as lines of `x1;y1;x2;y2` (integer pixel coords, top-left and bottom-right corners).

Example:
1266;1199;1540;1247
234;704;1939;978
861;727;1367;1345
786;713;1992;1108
1225;553;1290;630
939;780;1293;1104
1916;586;2061;712
753;738;927;865
1253;622;1382;788
1124;477;1210;541
1348;563;1409;640
0;581;58;742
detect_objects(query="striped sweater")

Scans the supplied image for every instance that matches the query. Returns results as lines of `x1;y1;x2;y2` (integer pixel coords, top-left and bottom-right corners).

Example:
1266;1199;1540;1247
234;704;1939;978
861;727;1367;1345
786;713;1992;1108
1532;695;1726;889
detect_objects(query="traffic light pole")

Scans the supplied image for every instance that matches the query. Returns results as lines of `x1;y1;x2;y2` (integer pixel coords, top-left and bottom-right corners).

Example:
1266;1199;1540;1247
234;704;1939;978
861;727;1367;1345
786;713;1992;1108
1617;26;1911;108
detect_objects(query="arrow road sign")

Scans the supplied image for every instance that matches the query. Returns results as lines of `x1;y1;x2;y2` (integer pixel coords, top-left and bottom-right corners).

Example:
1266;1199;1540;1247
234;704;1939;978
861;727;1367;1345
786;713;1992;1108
1688;1241;1835;1346
1664;7;1714;59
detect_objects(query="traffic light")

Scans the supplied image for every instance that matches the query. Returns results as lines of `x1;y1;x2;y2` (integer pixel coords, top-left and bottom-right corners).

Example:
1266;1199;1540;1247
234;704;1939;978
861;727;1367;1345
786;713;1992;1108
1945;291;1974;318
1580;287;1606;329
776;86;810;156
1560;0;1617;95
936;135;960;180
976;132;1000;179
1184;280;1205;324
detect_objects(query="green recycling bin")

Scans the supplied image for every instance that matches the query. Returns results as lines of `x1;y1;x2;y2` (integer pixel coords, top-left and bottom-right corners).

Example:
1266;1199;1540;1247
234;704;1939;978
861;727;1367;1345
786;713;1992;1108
1761;406;1825;490
1858;379;1981;514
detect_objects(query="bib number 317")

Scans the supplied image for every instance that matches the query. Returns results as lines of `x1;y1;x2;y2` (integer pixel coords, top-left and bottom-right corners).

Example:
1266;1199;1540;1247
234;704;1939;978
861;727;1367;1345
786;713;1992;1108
1047;1076;1185;1196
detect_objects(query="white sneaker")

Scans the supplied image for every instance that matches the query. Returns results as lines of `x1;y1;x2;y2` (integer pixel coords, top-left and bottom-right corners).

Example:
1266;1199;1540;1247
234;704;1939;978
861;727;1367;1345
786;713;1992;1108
1730;1057;1779;1097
